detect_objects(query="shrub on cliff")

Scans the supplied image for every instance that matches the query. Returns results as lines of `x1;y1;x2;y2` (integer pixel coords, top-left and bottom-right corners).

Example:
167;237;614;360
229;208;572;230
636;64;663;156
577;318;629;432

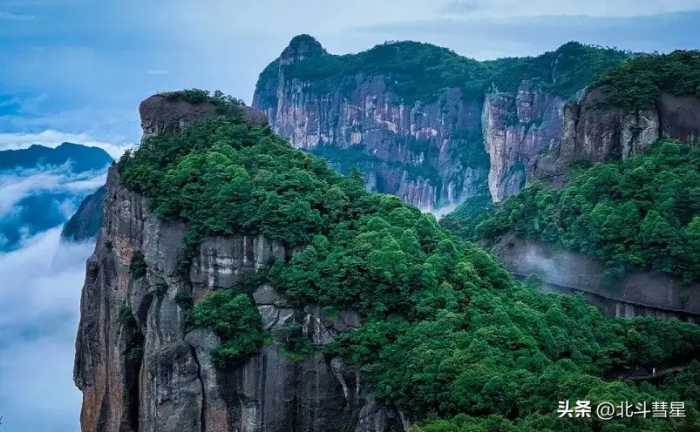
192;290;266;366
129;251;147;279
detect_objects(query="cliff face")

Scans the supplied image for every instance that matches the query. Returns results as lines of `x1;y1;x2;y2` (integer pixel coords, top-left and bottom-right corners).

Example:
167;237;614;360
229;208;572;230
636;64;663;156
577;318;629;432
74;98;404;432
481;81;566;202
253;37;620;208
255;37;700;207
253;36;489;212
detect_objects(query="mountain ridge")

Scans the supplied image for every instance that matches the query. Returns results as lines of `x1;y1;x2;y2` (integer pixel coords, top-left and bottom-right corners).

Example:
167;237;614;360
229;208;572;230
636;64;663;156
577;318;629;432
0;142;112;173
253;36;699;209
253;36;630;210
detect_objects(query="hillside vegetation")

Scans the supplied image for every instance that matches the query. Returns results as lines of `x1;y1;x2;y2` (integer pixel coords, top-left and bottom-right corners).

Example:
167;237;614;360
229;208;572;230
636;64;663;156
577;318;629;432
445;141;700;283
119;93;700;431
594;50;700;110
275;41;629;103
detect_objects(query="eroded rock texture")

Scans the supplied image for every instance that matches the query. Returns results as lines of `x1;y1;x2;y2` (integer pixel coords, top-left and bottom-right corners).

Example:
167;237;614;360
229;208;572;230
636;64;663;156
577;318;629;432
253;36;489;212
490;234;700;322
74;98;405;432
255;36;700;206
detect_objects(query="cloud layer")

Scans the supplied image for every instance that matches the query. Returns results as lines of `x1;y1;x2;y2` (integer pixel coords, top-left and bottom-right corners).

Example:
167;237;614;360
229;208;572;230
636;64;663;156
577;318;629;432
0;228;92;432
0;166;106;218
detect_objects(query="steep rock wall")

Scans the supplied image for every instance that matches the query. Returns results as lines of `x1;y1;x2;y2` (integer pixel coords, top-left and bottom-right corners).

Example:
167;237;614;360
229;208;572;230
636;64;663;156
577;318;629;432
533;89;700;183
73;99;405;432
481;81;565;202
253;37;489;212
74;167;405;432
256;37;700;207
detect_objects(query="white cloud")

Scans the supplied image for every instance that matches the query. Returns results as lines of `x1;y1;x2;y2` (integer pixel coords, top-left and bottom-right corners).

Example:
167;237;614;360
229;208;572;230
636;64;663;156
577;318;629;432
0;129;131;159
0;166;107;218
0;228;91;432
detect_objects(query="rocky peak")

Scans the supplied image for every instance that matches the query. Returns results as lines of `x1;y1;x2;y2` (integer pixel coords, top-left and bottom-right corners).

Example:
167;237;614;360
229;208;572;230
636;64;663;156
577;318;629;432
279;34;326;65
139;91;267;141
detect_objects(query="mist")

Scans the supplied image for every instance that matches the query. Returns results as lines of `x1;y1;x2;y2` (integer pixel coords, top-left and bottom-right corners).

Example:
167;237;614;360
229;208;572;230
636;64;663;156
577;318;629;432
0;228;92;432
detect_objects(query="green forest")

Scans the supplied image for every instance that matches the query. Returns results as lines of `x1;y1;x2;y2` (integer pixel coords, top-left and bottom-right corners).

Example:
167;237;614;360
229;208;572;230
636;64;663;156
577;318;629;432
119;92;700;431
594;50;700;110
444;141;700;283
262;37;629;103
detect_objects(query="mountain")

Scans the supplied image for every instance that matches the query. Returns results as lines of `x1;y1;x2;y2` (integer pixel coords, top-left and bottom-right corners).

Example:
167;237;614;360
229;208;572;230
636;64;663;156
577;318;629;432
74;91;700;432
61;186;106;242
254;37;700;210
0;143;112;251
441;51;700;317
0;142;112;172
253;36;630;210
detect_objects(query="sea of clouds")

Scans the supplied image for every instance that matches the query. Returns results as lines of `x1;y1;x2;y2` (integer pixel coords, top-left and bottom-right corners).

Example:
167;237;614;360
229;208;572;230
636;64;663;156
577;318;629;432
0;156;106;431
0;228;91;432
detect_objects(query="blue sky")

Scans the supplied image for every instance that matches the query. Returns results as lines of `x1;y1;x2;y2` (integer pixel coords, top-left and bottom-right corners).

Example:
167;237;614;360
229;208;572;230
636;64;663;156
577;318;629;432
1;0;700;154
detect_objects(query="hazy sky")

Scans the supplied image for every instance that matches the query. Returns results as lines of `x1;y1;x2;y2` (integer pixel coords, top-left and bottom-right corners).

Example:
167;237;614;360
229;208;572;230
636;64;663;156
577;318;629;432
1;0;699;154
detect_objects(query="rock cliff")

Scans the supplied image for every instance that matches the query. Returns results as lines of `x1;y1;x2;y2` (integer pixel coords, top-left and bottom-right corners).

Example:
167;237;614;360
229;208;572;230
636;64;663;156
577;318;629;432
255;37;700;207
253;37;626;208
532;89;700;184
253;35;491;212
74;96;404;432
480;81;566;202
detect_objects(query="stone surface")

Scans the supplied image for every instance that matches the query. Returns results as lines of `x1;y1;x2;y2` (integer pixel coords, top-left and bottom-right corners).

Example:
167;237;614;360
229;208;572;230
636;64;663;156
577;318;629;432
74;96;403;432
140;94;267;142
481;81;565;202
253;38;489;212
255;37;700;207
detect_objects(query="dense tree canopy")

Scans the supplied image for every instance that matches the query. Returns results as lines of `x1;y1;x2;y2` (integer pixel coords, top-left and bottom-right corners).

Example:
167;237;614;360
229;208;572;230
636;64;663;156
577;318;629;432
269;41;628;103
120;95;700;431
594;50;700;110
445;141;700;283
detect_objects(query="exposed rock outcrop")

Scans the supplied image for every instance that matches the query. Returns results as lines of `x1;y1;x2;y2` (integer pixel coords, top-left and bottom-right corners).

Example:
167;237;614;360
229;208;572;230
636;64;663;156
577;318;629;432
74;96;403;432
481;81;565;202
532;89;700;185
140;93;267;141
255;37;700;207
253;36;489;212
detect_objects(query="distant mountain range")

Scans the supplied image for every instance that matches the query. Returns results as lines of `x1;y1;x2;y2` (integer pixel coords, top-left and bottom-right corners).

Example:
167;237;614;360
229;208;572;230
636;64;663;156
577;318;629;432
0;142;112;172
0;142;112;252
